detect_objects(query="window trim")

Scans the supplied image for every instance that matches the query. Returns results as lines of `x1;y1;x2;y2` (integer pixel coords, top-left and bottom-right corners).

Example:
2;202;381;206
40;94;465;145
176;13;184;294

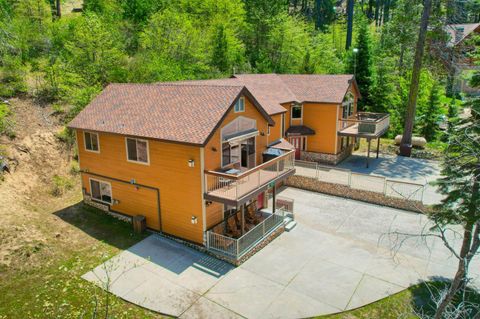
291;104;303;120
125;137;150;165
234;96;245;113
89;178;112;204
84;131;100;153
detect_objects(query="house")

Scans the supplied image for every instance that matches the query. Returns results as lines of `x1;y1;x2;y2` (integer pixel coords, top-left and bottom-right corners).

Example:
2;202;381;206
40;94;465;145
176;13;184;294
68;74;389;262
445;23;480;95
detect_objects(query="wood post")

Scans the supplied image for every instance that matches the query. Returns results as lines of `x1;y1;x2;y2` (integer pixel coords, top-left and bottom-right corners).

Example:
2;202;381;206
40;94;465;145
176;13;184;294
366;138;371;168
241;205;245;235
376;138;380;159
272;185;276;214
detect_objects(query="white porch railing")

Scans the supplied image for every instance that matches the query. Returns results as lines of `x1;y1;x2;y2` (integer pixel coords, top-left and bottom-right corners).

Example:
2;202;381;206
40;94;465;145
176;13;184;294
206;208;286;260
205;151;295;202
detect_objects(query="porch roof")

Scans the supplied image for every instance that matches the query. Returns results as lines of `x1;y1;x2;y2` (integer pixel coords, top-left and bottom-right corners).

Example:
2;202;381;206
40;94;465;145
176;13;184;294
285;125;316;136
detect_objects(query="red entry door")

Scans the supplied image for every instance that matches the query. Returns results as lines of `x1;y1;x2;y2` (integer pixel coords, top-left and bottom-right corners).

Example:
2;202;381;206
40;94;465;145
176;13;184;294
289;137;302;160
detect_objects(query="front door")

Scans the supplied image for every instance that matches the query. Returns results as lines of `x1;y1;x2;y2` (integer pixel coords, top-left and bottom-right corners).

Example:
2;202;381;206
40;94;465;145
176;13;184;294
289;136;302;160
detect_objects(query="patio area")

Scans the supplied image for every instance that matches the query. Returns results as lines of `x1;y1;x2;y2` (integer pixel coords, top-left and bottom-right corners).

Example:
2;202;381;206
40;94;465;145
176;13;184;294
82;187;479;318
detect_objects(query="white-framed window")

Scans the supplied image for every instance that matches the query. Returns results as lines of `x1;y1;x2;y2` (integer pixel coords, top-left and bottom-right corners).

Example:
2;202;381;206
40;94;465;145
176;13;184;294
342;92;355;119
234;96;245;113
126;137;149;164
84;131;100;152
89;178;112;204
267;126;271;136
291;104;302;120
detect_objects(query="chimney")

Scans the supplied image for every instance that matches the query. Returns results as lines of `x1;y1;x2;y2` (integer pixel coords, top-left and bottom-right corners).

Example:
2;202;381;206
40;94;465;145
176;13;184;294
455;26;465;43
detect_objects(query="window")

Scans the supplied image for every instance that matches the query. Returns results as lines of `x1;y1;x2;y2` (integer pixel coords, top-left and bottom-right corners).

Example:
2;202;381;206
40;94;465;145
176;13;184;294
267;126;271;136
281;114;285;137
342;93;355;119
222;142;231;166
84;132;99;152
90;179;112;204
126;137;149;164
291;104;302;119
234;97;245;113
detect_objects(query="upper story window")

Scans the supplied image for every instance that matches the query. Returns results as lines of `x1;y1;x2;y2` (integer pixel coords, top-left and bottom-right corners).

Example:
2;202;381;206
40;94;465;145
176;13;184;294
291;104;302;119
234;96;245;113
84;131;99;152
342;92;355;119
126;137;149;164
90;178;112;204
267;126;271;136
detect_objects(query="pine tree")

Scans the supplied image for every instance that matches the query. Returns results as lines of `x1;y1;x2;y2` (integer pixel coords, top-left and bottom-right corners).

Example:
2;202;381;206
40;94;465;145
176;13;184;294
351;16;373;109
212;25;229;73
314;0;335;31
432;96;480;319
420;81;442;141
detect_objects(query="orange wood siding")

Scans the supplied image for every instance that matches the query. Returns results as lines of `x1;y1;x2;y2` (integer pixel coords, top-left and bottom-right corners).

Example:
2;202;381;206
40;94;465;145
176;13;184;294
268;113;283;141
302;103;339;154
77;130;204;243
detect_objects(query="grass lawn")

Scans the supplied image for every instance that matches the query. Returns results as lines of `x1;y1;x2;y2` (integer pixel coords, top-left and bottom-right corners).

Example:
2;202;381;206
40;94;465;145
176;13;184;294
0;200;164;318
320;281;480;319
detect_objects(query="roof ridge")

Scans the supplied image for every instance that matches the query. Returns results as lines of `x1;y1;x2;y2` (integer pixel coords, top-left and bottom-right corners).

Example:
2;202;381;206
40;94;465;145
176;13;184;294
108;82;244;88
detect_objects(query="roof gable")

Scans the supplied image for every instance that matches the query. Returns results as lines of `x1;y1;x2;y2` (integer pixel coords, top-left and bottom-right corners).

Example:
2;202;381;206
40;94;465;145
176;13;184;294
68;84;271;146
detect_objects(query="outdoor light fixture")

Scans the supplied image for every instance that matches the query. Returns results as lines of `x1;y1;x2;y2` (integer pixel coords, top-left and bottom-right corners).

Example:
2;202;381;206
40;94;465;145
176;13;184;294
211;146;217;152
112;199;120;205
130;179;136;184
188;159;195;168
191;216;198;224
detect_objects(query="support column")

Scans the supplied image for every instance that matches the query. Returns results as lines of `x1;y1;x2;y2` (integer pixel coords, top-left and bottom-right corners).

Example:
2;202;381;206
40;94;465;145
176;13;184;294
376;138;380;159
241;204;245;235
366;138;371;168
272;185;276;214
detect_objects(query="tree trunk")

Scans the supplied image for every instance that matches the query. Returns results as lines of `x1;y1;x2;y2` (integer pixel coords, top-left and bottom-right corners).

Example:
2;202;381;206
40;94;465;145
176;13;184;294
399;0;433;156
434;221;473;319
346;0;354;50
56;0;61;18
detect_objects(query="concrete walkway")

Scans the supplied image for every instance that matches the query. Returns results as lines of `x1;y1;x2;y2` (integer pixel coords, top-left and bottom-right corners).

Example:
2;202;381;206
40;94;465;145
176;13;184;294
83;188;479;318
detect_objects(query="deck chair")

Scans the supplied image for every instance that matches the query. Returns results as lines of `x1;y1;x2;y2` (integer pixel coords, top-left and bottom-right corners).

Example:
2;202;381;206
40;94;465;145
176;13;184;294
226;217;241;238
234;211;251;233
246;203;261;225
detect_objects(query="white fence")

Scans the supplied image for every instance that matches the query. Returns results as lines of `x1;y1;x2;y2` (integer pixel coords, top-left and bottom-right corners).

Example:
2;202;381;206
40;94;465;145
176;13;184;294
294;160;425;203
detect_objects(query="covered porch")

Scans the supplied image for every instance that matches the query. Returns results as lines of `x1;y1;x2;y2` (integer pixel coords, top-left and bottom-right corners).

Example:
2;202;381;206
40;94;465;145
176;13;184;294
338;112;390;168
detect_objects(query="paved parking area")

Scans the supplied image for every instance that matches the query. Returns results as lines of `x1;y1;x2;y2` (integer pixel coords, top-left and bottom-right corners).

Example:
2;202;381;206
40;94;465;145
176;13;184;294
83;188;479;318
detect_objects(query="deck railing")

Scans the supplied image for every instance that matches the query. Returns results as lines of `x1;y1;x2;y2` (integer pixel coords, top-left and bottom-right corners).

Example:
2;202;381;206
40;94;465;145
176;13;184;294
204;151;295;201
206;208;286;261
338;112;390;136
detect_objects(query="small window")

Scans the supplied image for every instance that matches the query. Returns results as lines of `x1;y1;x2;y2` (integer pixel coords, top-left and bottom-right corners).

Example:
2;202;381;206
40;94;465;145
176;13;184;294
222;142;231;166
84;132;99;152
234;97;245;113
292;105;302;119
267;126;271;136
126;137;149;164
90;179;112;204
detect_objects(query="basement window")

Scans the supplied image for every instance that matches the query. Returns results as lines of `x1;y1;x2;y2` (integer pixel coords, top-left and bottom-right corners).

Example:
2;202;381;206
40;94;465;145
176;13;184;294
84;131;99;152
126;137;149;164
90;179;112;204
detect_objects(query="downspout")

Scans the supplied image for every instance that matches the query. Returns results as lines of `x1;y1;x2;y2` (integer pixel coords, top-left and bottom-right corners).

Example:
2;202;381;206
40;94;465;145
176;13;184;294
200;147;207;245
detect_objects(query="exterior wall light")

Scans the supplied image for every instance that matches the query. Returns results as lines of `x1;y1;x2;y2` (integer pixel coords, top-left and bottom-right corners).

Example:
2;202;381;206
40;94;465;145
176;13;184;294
188;159;195;168
130;179;136;184
112;199;120;205
191;216;198;224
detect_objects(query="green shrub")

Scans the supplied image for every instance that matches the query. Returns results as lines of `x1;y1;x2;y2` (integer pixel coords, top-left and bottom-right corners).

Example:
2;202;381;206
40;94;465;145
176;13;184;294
0;102;15;138
0;57;28;98
55;126;75;147
51;174;74;196
70;160;80;175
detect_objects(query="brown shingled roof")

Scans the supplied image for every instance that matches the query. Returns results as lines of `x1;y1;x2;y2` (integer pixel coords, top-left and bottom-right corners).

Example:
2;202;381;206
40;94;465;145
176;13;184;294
68;83;272;145
173;73;356;115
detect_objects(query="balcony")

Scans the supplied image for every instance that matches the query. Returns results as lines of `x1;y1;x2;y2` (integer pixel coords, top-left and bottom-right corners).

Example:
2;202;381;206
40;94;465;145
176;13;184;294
338;112;390;138
204;150;295;206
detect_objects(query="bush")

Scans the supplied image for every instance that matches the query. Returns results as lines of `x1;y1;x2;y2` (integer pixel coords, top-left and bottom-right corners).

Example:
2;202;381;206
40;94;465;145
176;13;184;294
70;160;80;175
0;102;15;138
55;126;75;147
51;174;74;196
0;56;28;98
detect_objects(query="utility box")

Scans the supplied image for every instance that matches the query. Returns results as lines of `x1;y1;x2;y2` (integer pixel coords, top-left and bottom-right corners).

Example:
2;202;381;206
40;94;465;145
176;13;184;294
133;215;146;234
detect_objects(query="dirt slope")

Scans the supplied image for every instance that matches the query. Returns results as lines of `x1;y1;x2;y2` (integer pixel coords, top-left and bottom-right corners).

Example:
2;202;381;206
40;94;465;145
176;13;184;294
0;97;80;270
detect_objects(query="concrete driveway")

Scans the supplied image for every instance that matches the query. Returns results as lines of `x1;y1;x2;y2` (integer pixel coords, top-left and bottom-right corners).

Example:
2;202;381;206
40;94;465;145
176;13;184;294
338;154;444;205
83;187;479;318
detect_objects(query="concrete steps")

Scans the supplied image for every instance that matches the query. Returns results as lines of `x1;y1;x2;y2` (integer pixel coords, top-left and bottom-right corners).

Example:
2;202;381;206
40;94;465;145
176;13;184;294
284;217;297;232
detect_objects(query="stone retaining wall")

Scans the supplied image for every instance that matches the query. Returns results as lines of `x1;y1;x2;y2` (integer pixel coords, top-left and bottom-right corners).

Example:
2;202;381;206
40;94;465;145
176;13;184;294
301;145;353;165
84;194;132;224
286;175;428;213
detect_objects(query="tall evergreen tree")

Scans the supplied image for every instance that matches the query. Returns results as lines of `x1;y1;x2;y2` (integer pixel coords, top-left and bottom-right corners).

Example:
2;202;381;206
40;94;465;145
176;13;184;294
351;16;373;109
420;81;442;141
313;0;335;31
212;24;229;73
